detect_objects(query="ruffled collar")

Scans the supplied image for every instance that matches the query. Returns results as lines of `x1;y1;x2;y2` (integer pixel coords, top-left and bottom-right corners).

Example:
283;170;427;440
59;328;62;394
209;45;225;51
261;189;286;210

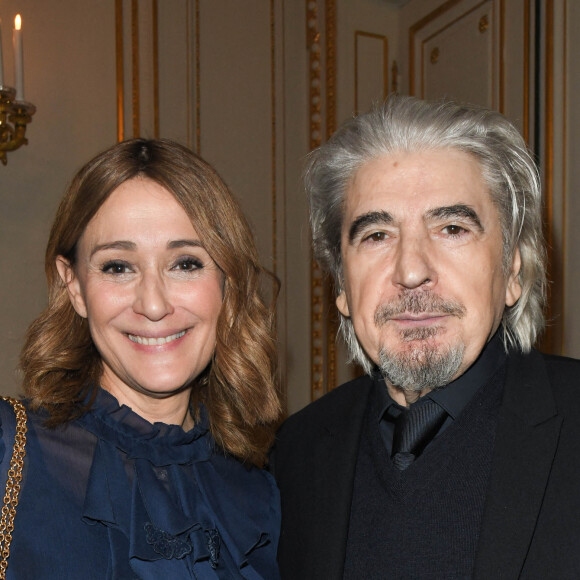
77;387;212;466
74;386;280;578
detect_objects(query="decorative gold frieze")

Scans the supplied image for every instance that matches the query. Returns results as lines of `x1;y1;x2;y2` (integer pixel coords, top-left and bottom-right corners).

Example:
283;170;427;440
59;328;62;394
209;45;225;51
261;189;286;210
308;0;337;400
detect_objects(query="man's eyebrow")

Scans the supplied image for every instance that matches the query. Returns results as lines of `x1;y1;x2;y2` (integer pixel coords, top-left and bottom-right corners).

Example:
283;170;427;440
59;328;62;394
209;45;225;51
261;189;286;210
348;211;393;243
426;204;484;231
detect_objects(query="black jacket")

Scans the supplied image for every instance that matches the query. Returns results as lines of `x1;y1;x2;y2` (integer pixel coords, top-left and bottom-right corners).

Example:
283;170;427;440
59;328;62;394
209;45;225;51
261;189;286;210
272;349;580;579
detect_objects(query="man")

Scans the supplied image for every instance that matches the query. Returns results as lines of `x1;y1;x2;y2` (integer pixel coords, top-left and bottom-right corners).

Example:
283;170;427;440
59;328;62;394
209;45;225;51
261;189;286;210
272;95;580;579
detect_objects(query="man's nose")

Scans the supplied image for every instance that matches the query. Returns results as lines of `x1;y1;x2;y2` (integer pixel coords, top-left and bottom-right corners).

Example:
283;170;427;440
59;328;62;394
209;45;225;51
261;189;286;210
391;234;437;290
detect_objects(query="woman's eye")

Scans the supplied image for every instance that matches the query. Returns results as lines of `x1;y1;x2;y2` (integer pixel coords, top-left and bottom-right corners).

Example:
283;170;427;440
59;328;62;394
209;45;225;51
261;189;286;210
173;258;203;271
102;261;130;274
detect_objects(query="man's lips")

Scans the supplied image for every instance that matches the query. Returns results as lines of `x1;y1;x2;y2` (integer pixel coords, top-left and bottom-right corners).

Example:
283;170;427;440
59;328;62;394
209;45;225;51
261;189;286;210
388;313;449;324
374;292;466;327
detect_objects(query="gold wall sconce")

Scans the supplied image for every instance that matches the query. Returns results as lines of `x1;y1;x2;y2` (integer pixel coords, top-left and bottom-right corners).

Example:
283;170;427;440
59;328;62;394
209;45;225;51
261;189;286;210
0;86;35;165
0;14;36;165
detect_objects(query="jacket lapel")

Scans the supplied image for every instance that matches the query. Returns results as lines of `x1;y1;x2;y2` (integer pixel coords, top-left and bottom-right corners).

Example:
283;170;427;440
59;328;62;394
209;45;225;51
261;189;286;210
474;350;562;578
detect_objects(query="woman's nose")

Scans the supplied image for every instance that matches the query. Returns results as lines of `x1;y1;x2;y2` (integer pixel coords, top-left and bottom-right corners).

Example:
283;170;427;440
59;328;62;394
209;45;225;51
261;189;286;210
132;272;174;320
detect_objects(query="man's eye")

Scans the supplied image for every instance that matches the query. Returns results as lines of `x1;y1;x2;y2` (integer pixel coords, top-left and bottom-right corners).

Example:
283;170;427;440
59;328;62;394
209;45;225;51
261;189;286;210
443;224;466;236
364;231;387;242
102;261;130;274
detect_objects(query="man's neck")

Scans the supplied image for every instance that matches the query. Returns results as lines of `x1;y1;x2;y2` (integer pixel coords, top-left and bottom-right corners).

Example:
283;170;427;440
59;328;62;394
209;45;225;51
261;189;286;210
387;385;431;407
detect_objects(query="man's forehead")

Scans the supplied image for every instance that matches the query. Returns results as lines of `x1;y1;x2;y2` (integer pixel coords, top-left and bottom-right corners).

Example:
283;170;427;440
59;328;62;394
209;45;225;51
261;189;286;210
343;149;490;218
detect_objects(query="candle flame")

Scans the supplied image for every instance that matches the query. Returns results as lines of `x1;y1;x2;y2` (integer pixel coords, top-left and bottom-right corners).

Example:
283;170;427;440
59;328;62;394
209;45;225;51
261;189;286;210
15;14;22;31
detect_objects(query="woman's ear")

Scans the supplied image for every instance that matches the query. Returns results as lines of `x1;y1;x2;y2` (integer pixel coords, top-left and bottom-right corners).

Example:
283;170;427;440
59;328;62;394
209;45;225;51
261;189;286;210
55;256;88;318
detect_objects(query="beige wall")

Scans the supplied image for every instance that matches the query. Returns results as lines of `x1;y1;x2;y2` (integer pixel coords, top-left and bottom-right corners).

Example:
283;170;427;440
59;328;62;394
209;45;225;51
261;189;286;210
1;0;578;412
0;0;117;395
0;0;315;412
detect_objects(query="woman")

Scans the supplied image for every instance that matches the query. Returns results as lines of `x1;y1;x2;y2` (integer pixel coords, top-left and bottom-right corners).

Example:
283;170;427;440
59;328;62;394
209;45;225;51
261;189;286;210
0;139;282;579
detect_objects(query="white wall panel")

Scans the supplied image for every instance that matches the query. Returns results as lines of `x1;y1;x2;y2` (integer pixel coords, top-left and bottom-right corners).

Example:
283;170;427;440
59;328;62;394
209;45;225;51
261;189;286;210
0;0;117;395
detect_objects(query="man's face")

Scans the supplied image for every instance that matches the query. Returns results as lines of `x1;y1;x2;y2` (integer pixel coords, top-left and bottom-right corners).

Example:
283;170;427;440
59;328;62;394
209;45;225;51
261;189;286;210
336;149;522;390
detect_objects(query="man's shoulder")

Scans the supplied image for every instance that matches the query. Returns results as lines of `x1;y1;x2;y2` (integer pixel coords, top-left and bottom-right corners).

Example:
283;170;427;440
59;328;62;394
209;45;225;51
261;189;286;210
278;374;373;437
523;349;580;385
540;350;580;371
272;375;373;481
537;350;580;394
509;349;580;412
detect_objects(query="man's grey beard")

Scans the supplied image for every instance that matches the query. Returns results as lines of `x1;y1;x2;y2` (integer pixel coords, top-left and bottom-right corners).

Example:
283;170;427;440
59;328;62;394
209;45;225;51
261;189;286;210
375;290;466;392
379;341;465;393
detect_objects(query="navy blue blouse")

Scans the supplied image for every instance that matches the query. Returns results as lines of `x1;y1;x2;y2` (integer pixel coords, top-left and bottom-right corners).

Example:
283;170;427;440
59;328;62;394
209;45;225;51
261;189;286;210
0;389;281;579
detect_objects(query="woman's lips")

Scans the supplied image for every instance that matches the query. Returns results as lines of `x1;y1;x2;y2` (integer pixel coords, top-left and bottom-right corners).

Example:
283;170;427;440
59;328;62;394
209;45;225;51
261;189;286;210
127;330;187;346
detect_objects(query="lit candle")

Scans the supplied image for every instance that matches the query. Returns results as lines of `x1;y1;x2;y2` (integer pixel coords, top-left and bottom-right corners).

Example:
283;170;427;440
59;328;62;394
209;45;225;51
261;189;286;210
13;14;23;100
0;19;4;87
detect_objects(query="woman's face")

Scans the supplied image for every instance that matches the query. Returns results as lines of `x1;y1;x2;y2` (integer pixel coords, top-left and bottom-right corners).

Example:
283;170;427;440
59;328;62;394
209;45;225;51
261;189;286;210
57;177;223;418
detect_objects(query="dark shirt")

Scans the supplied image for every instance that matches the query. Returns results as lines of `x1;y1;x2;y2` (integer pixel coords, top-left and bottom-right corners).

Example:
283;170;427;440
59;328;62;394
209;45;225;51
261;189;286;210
0;388;280;579
377;332;507;454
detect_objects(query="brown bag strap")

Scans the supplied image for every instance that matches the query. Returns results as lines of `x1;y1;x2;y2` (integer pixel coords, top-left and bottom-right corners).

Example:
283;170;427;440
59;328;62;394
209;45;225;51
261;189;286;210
0;397;27;580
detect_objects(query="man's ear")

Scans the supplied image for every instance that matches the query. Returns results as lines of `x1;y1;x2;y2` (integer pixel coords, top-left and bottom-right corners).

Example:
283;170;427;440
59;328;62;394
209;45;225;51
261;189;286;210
336;288;350;317
505;246;523;307
55;256;88;318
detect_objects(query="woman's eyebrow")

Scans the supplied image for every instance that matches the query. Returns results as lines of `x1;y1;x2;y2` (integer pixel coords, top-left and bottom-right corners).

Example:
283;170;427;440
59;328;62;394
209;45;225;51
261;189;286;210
90;241;135;258
348;210;393;244
167;239;205;249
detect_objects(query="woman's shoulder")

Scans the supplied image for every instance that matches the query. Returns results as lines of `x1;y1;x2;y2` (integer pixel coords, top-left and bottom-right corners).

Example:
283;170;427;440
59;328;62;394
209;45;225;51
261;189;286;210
0;396;27;465
0;396;26;428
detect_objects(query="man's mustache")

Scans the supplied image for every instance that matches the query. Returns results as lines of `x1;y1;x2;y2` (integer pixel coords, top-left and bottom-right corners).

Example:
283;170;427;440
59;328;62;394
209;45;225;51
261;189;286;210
374;291;466;326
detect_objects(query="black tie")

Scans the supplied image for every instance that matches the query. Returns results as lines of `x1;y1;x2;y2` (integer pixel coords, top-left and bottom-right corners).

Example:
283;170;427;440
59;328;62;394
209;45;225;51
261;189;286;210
391;399;447;470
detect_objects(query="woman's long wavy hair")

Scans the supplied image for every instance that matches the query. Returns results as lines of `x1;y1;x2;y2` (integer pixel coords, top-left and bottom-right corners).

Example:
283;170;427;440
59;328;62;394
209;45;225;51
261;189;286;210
306;94;546;374
20;138;281;466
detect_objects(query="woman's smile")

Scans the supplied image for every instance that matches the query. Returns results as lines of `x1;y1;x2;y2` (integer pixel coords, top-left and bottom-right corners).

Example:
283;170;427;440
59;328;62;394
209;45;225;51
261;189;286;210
127;329;187;346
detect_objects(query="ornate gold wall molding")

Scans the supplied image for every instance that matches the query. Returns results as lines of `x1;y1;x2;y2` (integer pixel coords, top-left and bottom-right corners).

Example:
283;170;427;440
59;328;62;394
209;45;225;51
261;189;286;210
195;0;200;153
541;0;556;352
308;0;337;401
561;0;567;353
115;0;124;142
523;0;530;142
308;0;325;401
325;0;337;395
498;0;504;113
541;0;567;354
131;0;140;137
115;0;160;141
270;0;278;278
152;0;159;138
